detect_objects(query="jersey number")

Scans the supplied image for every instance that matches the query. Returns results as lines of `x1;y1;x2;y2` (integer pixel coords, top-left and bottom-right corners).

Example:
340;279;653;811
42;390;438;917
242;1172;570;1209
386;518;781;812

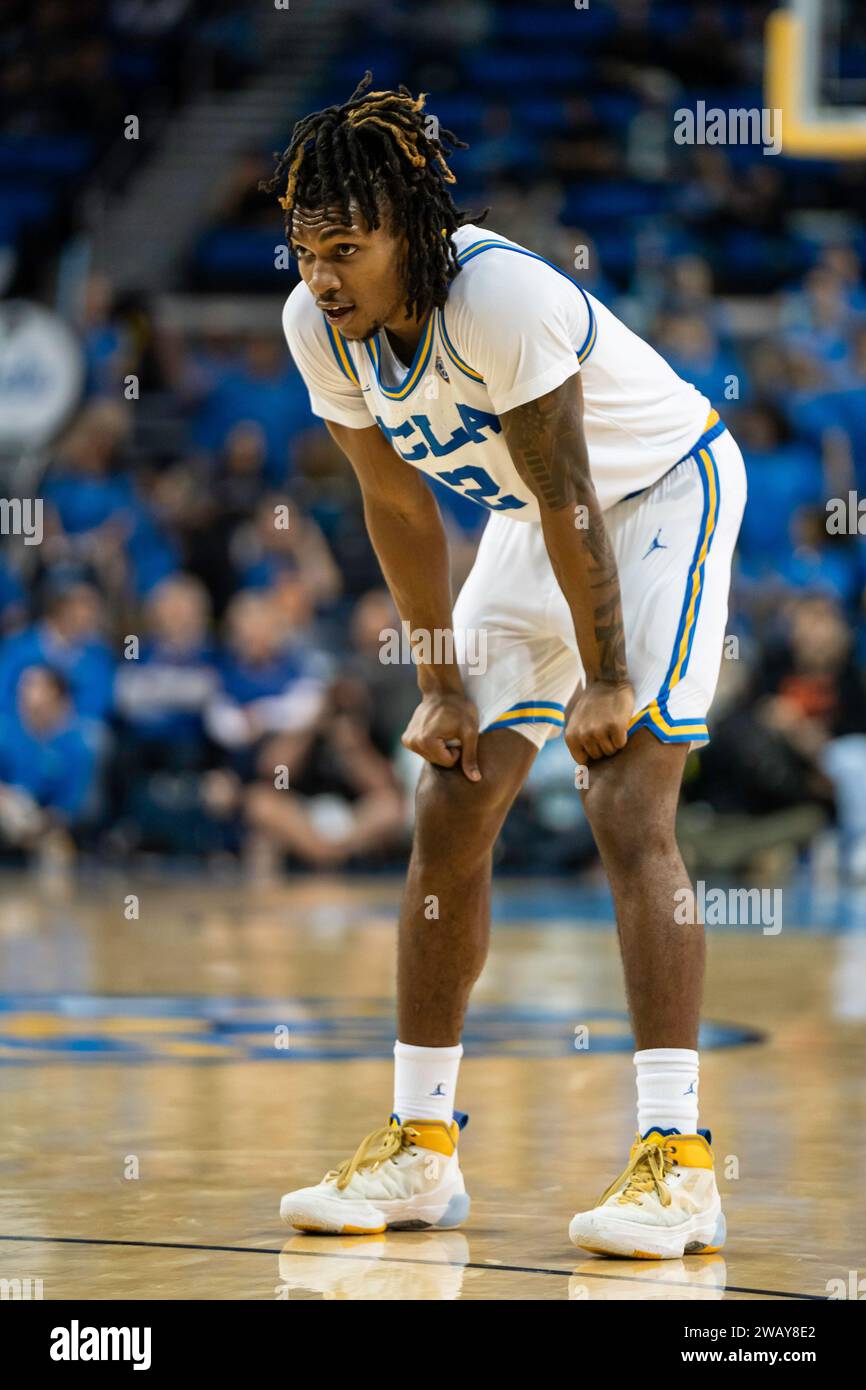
435;464;526;512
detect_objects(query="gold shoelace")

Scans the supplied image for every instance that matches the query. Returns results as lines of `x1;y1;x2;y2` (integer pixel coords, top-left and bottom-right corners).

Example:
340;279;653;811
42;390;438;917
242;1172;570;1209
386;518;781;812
327;1122;420;1191
597;1136;675;1209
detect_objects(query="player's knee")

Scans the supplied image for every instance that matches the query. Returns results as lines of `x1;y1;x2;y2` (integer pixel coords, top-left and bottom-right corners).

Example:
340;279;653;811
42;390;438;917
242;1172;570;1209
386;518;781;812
412;763;505;862
582;772;676;865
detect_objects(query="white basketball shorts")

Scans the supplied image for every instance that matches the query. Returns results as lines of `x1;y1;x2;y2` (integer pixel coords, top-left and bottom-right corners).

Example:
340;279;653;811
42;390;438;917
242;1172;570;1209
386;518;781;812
452;414;747;751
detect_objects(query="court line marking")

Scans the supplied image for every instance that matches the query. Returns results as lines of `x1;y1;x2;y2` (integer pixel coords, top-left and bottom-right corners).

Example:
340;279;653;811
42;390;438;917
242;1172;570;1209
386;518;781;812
0;1233;826;1300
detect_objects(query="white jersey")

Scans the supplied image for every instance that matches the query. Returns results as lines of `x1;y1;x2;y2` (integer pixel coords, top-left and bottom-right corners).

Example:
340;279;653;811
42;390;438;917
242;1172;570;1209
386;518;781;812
282;223;713;521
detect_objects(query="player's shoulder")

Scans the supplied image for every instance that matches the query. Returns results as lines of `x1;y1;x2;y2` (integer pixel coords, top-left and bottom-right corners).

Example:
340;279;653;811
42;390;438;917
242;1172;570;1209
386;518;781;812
282;278;327;350
445;223;585;323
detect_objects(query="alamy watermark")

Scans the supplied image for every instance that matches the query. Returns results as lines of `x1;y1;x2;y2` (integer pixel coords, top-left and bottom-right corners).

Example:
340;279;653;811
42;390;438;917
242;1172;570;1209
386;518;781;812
50;1321;151;1369
0;498;42;545
379;620;487;675
826;492;866;535
1;1275;43;1299
826;1270;866;1299
674;881;783;935
674;102;782;156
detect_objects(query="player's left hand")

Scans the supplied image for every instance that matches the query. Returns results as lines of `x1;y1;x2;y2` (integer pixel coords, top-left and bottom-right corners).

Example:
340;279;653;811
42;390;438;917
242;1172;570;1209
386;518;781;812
564;679;634;766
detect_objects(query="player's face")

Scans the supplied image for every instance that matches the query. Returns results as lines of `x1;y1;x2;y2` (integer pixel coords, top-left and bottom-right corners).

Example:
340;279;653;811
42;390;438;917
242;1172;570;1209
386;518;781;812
290;203;410;340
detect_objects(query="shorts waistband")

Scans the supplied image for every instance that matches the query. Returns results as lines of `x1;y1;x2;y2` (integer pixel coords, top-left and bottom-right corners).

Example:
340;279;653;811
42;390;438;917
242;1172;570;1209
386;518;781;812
619;410;726;505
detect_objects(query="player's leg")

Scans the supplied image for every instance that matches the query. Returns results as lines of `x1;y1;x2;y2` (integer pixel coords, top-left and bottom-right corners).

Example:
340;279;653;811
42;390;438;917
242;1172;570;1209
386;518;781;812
582;729;699;1048
396;724;537;1048
568;423;746;1257
280;513;578;1235
278;727;539;1236
389;515;578;1143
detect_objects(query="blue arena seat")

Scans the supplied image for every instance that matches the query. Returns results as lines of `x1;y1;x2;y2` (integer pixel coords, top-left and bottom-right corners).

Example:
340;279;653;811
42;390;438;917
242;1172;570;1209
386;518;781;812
561;181;671;223
464;50;589;89
0;135;93;178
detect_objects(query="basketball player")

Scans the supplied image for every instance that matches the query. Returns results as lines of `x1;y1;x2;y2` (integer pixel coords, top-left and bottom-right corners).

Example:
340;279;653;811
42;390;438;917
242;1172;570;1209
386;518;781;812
268;75;744;1258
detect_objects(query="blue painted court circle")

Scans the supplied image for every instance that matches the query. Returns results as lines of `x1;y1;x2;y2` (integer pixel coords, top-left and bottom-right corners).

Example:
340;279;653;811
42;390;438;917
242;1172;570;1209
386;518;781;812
0;994;764;1062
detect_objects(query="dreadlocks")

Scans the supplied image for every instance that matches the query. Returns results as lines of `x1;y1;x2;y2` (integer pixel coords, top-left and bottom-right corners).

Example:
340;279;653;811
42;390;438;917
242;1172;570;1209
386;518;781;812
261;72;482;321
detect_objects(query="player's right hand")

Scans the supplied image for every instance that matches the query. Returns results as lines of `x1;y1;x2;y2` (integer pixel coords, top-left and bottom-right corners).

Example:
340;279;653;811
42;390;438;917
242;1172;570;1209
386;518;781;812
564;678;634;765
401;693;482;781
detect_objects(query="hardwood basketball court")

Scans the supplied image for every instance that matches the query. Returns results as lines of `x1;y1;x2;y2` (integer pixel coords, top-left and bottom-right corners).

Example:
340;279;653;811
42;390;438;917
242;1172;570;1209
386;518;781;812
0;874;862;1301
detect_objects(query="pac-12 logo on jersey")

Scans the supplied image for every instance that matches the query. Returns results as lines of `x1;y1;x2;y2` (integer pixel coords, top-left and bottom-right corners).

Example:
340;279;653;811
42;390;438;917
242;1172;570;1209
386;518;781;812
435;354;450;383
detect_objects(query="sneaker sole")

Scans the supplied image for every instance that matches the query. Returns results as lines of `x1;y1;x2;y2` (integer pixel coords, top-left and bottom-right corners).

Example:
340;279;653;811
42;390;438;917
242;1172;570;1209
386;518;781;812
570;1209;726;1260
281;1189;470;1236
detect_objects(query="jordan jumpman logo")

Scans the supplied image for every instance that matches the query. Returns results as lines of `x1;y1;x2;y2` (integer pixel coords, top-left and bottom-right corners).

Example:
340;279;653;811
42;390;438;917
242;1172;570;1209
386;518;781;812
643;528;668;558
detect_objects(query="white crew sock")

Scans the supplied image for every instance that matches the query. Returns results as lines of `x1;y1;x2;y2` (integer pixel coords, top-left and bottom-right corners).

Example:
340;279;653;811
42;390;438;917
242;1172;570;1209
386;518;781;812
634;1048;699;1136
393;1040;463;1124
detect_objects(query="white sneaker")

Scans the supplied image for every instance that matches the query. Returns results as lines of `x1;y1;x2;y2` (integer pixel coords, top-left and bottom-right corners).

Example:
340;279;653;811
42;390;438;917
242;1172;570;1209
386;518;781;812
280;1112;470;1235
569;1128;726;1259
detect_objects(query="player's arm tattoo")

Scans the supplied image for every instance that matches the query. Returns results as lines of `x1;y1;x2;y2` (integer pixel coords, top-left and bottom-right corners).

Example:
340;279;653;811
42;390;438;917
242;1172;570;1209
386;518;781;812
500;377;628;684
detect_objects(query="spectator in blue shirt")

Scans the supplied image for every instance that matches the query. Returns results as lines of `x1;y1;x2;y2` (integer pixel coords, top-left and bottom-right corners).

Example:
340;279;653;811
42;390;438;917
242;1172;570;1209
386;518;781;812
235;495;342;614
735;404;825;576
653;312;743;407
778;508;866;611
780;265;853;377
79;273;128;398
43;401;137;539
43;400;178;598
0;577;115;724
110;575;221;854
206;590;330;759
192;336;311;485
0;667;99;865
114;573;219;755
781;348;845;453
201;590;334;850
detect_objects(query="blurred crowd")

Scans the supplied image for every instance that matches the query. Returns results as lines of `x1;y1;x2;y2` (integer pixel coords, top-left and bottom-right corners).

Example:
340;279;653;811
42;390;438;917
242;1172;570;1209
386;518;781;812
0;432;421;874
1;0;866;880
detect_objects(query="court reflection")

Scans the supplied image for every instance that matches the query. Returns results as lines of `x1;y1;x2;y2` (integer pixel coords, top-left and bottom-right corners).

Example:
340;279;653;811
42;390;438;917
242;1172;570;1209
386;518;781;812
569;1255;727;1300
278;1232;471;1300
